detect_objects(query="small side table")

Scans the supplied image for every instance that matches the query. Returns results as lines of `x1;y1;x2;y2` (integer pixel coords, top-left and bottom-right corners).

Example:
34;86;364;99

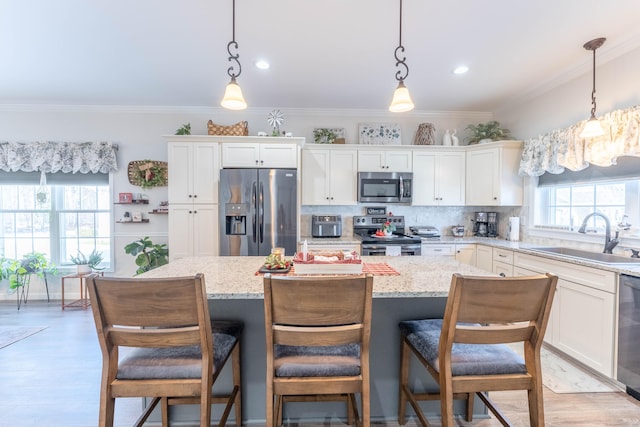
61;272;104;310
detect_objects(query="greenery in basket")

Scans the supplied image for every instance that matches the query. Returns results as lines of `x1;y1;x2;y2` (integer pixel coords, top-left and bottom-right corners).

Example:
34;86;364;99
131;160;167;190
465;121;511;144
70;249;104;271
124;237;169;275
175;123;191;135
0;252;57;290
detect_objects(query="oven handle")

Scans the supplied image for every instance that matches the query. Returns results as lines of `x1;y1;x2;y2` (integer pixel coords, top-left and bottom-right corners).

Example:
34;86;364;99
399;175;404;202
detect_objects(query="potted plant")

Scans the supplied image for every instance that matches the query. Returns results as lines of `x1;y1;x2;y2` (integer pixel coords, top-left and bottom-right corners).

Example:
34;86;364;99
465;120;511;144
70;249;104;274
0;253;56;309
124;237;169;275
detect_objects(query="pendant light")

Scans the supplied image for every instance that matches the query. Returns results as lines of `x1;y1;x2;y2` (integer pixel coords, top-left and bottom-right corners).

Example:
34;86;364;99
389;0;414;112
579;37;606;138
221;0;247;110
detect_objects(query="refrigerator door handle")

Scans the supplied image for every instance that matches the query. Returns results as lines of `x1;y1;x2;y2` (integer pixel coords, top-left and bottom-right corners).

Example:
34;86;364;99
259;181;264;243
252;181;257;243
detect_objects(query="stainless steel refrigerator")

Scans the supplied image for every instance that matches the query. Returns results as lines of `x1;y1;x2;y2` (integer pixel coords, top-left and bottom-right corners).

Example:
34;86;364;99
219;168;297;256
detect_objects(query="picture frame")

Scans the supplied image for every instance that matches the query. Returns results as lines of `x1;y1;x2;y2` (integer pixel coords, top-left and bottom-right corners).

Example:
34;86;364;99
118;192;133;203
132;212;143;223
358;123;402;145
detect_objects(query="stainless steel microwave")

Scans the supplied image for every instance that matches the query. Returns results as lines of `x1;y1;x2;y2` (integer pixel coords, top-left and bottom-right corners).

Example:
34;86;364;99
357;172;412;204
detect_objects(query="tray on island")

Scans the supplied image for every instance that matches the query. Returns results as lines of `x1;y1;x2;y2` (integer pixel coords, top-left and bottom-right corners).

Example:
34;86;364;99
293;251;362;275
258;265;291;274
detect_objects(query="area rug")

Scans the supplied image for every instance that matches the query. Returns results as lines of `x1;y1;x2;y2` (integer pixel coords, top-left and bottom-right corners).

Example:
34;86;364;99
0;326;47;349
510;343;619;393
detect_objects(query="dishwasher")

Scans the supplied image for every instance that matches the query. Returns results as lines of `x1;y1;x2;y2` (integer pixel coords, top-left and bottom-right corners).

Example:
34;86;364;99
618;274;640;400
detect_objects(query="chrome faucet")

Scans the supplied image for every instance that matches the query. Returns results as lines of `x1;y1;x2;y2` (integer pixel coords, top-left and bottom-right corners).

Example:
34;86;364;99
577;212;619;254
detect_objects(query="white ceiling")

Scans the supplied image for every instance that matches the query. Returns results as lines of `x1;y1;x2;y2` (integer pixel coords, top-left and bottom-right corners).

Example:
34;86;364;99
2;0;640;112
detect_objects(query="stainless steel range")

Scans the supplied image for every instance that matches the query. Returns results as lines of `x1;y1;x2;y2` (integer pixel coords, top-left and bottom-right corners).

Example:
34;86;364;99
353;215;422;256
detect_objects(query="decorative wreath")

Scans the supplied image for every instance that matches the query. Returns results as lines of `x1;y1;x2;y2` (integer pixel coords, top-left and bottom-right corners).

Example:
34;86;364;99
127;160;168;189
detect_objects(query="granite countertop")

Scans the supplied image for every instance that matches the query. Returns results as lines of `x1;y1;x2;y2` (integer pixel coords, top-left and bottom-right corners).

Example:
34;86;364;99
300;236;362;245
139;255;493;299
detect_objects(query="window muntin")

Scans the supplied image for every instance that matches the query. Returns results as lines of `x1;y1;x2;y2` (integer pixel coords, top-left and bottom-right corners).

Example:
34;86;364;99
0;184;111;268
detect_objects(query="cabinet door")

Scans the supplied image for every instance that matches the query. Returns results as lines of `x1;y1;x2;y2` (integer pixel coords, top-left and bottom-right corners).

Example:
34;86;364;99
328;150;358;205
514;265;557;344
192;143;219;204
386;150;412;172
411;152;437;205
554;279;615;377
455;244;476;265
466;147;497;205
259;144;297;168
437;152;465;205
192;205;219;257
357;151;386;171
475;245;493;271
168;142;195;204
493;260;514;277
222;143;260;167
301;149;330;205
168;205;195;260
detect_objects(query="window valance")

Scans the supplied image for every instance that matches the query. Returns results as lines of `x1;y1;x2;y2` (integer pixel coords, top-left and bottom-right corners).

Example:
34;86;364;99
0;141;118;174
519;105;640;177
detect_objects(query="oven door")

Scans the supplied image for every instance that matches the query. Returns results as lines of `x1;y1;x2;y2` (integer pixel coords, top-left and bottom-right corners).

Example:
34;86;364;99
362;243;421;256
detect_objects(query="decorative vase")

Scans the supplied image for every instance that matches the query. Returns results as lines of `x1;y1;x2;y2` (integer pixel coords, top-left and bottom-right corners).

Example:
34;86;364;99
451;129;459;146
442;129;452;146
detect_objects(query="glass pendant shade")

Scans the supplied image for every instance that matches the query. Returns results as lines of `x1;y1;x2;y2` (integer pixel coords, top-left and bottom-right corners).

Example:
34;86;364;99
389;80;414;112
220;77;247;110
580;115;604;138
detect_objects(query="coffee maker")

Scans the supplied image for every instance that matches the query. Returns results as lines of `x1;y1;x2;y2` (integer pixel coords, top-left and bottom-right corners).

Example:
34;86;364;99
487;212;498;237
473;212;488;237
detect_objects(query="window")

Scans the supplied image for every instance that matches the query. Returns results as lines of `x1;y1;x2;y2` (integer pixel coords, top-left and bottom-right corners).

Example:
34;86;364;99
535;180;639;232
0;182;111;268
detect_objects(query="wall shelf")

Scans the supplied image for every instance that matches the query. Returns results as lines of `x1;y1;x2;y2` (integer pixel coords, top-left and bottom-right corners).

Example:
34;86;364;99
116;219;150;223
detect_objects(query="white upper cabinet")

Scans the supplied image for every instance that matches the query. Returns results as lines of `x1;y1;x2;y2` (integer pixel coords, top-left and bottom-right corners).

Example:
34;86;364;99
301;147;358;205
357;149;412;172
167;140;219;205
222;142;298;168
412;150;465;206
465;141;523;206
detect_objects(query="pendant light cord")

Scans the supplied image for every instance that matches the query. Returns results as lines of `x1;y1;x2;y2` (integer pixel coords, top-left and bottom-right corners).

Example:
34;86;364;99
590;47;597;119
394;0;409;82
226;0;242;79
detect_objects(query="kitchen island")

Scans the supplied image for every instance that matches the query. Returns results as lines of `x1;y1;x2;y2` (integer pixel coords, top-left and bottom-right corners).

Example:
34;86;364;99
140;256;494;423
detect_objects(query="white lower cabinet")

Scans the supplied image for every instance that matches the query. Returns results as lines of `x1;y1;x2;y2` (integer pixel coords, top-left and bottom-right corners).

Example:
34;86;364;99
514;252;616;377
168;205;219;260
455;244;476;265
475;245;493;271
421;244;455;258
492;248;514;276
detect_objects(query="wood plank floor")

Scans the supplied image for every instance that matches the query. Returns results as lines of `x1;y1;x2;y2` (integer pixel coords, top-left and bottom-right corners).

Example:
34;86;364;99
1;300;639;426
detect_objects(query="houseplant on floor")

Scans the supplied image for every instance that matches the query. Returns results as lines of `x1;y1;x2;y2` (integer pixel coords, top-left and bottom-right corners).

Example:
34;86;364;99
0;252;57;309
124;237;169;275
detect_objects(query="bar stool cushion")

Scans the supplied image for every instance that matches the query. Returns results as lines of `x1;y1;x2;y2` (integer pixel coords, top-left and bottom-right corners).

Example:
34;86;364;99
274;343;360;377
117;319;243;380
399;319;526;377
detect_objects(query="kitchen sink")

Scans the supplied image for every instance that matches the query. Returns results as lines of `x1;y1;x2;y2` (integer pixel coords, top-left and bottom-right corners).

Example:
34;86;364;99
528;246;640;265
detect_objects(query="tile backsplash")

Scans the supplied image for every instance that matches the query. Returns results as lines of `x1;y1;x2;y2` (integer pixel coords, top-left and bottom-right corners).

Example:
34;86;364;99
301;205;525;239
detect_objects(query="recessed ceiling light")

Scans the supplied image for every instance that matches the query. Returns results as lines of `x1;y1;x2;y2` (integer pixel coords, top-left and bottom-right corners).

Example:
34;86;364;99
255;60;270;70
453;65;469;75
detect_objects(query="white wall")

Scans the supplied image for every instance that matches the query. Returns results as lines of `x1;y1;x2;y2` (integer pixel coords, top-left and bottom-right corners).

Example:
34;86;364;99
495;45;640;140
0;105;491;300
